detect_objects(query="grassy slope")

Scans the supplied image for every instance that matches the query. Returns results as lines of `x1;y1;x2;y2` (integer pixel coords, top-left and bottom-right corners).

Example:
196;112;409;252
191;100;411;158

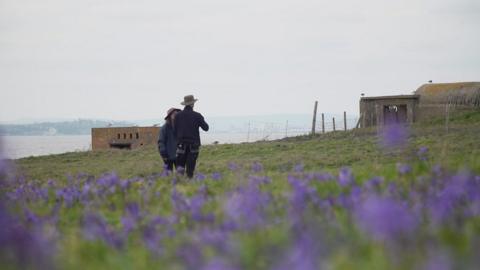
6;111;480;270
16;111;480;182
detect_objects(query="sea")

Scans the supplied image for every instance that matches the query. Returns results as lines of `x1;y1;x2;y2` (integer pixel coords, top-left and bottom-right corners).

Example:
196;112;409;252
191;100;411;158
0;131;307;159
0;114;359;159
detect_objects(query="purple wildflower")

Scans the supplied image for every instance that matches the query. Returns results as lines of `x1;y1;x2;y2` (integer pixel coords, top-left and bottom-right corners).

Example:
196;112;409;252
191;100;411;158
422;250;452;270
379;123;409;149
120;179;131;191
96;172;120;188
24;208;41;224
121;215;136;234
197;228;231;251
0;203;55;269
202;258;240;270
189;195;212;223
47;179;56;188
355;196;417;241
288;176;318;212
177;243;205;269
427;172;471;224
417;146;429;161
224;182;270;229
171;188;190;213
273;232;320;270
432;164;443;176
82;212;124;249
142;221;163;256
125;202;141;220
195;173;207;181
364;177;383;191
338;167;354;186
197;185;209;197
396;163;412;175
313;172;334;182
294;163;305;173
249;175;272;185
211;172;222;181
251;162;264;173
387;182;398;196
228;162;240;171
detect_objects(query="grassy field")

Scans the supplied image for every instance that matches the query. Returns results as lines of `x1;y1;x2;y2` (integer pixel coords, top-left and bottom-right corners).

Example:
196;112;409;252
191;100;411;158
16;111;480;181
1;111;480;270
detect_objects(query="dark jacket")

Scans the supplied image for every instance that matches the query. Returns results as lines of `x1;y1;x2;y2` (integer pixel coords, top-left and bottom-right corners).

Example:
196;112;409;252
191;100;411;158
174;106;209;146
158;122;177;160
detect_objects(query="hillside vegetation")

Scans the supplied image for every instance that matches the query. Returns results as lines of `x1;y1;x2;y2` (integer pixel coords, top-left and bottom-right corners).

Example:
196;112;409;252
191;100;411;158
16;111;480;181
1;111;480;270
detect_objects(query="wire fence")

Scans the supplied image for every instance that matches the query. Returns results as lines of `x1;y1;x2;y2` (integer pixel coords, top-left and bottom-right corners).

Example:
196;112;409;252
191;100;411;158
202;113;360;144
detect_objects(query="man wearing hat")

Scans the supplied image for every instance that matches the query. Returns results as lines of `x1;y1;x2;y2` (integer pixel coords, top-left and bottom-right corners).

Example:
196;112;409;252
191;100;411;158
174;95;209;178
158;108;181;172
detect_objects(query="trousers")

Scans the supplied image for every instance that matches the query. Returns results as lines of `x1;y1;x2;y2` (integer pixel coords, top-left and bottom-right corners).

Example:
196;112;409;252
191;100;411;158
163;159;177;171
176;143;199;178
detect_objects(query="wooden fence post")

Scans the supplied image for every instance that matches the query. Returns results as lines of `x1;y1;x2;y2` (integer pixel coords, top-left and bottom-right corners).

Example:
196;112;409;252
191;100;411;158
445;102;450;134
322;113;325;134
344;111;347;131
311;101;318;136
333;117;336;132
285;120;289;138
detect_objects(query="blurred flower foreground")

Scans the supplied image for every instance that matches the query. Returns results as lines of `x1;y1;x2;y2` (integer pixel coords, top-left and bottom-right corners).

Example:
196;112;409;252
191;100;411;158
1;149;480;270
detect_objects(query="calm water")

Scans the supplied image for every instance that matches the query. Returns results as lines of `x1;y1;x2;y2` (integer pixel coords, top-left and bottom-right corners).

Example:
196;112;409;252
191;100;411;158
0;131;307;159
1;135;92;159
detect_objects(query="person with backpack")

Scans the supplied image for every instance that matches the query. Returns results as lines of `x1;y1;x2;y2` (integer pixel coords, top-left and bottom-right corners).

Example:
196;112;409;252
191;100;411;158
174;95;209;178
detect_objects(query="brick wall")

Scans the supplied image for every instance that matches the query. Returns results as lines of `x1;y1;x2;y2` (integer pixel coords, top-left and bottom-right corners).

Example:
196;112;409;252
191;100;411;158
91;127;161;151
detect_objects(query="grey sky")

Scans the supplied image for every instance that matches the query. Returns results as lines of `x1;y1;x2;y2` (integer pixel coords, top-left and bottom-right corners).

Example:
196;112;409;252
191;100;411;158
1;0;479;122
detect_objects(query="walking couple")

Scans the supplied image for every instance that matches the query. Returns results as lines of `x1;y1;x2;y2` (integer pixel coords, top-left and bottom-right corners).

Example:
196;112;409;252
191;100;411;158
157;95;209;178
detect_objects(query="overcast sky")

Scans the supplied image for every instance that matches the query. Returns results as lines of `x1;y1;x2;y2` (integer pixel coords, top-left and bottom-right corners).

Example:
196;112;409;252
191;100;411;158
1;0;479;122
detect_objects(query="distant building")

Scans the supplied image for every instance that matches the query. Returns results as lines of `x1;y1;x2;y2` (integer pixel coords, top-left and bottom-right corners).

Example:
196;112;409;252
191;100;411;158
91;126;160;151
415;82;480;120
359;82;480;127
359;95;420;127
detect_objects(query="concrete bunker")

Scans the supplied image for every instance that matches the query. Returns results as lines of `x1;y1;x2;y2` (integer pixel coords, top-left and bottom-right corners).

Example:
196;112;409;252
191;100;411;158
91;126;160;151
359;95;419;127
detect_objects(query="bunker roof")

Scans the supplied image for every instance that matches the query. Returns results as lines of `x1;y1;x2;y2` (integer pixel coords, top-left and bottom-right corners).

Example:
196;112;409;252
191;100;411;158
360;95;419;101
415;82;480;96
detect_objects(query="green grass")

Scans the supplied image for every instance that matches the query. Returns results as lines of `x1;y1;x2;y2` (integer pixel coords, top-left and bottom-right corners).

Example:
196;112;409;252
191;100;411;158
3;111;480;270
16;111;480;182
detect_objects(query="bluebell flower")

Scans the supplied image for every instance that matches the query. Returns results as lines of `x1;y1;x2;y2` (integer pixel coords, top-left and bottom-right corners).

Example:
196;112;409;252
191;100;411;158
251;162;264;173
379;123;409;149
177;243;205;270
0;202;56;269
294;163;305;173
338;167;354;186
171;188;190;213
224;182;270;229
396;163;412;175
417;146;429;161
355;196;417;241
273;232;320;270
211;172;222;181
228;162;240;171
201;258;240;270
196;173;207;181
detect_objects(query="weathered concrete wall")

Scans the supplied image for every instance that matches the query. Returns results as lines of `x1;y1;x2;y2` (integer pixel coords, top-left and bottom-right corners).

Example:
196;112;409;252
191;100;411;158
359;83;480;127
360;95;419;127
414;82;480;121
91;127;160;151
415;82;480;107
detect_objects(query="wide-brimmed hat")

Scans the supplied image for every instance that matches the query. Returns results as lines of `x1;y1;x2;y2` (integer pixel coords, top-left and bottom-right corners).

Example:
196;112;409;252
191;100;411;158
164;108;181;120
181;95;198;106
